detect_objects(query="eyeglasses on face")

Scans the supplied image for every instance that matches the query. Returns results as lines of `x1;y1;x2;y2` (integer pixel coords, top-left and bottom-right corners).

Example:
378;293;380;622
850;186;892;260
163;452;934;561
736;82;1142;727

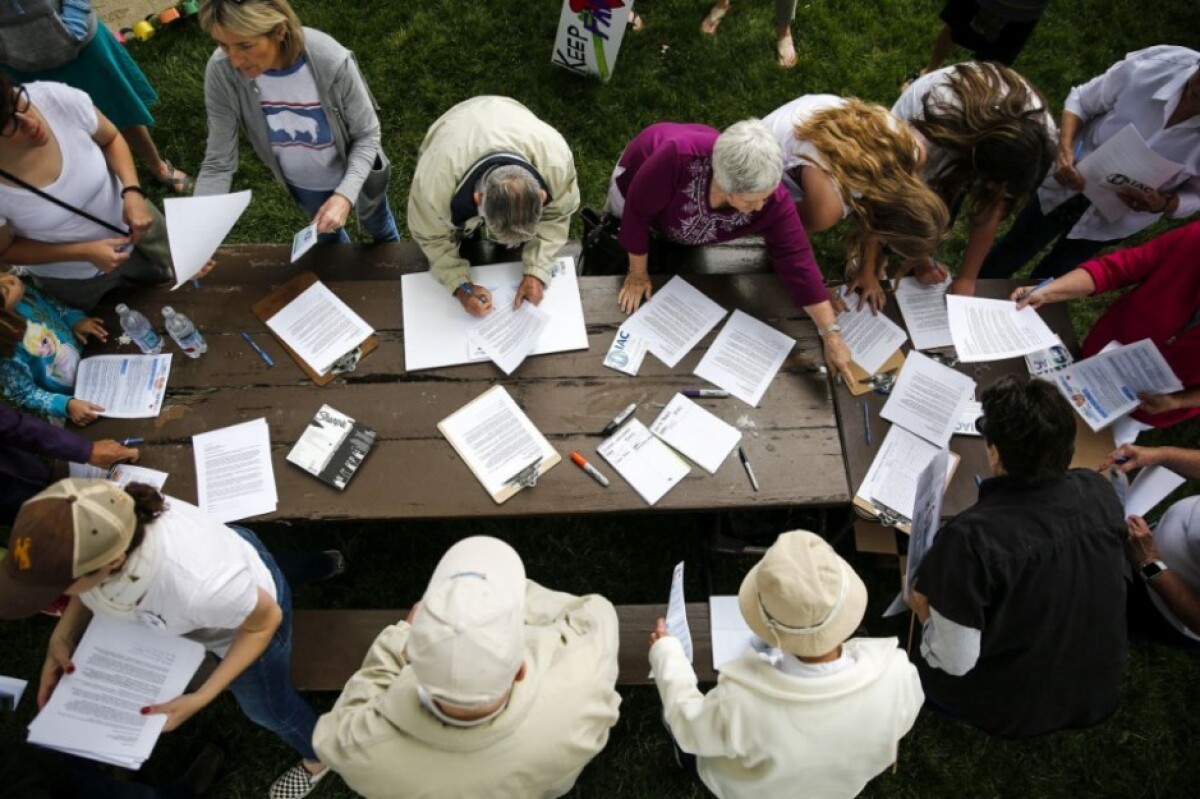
0;86;30;138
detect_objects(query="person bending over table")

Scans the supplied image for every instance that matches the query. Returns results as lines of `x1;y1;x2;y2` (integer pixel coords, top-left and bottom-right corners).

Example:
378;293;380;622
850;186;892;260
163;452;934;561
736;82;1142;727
907;376;1128;738
981;45;1200;281
891;61;1056;296
762;95;948;311
0;74;180;311
1012;221;1200;429
608;119;853;383
407;96;580;319
196;0;399;245
1103;444;1200;650
0;479;344;799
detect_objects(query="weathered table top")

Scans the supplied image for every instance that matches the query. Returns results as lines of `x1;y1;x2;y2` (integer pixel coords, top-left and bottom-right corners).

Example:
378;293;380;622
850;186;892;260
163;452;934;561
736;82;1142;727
85;243;848;521
832;279;1079;521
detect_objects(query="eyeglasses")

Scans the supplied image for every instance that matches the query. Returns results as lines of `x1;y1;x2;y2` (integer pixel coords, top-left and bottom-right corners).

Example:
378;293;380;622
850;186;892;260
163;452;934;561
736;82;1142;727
0;85;30;138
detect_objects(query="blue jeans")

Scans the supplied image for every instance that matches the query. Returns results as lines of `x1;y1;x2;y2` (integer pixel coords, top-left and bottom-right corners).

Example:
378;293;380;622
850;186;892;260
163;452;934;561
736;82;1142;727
288;184;400;244
225;526;319;763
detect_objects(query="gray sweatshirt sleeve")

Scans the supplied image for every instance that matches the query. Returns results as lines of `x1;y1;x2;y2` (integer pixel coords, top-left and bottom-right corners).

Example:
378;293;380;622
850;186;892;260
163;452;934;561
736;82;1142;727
329;53;382;206
194;56;240;197
920;605;982;677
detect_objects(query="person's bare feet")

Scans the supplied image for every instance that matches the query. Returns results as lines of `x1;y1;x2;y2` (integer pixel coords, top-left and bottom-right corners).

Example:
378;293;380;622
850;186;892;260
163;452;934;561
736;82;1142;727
701;2;728;35
776;33;797;68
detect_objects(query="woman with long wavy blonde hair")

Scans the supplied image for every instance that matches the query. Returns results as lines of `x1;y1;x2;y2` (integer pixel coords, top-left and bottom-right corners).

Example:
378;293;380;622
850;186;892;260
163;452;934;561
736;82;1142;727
762;96;949;311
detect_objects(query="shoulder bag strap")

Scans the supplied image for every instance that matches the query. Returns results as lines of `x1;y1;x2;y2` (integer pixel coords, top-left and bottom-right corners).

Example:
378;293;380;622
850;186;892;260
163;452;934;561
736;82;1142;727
0;166;128;236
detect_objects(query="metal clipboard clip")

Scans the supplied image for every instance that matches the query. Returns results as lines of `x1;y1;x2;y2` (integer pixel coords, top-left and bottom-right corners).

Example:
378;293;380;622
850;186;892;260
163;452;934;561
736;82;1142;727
869;500;911;531
329;346;363;375
504;457;543;490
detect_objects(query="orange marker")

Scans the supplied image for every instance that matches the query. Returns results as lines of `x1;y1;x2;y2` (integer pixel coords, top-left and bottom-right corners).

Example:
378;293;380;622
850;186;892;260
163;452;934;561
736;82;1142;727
570;451;610;487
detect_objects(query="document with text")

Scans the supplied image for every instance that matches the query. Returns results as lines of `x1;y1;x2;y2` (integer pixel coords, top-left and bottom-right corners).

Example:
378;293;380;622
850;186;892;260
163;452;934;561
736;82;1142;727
622;276;727;368
857;425;956;523
1053;339;1183;431
837;287;908;376
69;462;169;491
946;295;1059;362
885;450;951;616
894;275;953;350
693;310;795;406
650;393;741;474
466;287;551;375
75;355;172;419
881;351;976;448
266;281;373;376
193;418;277;522
597;418;690;505
1077;124;1183;223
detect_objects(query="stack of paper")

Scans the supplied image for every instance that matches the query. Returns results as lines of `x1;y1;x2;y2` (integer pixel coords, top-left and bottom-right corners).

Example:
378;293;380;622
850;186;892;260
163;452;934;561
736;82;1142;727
75;355;172;419
69;462;169;491
466;286;551;375
694;310;795;406
1052;339;1184;431
836;287;908;376
649;394;741;474
597;419;690;505
193;418;277;522
894;275;953;350
265;281;374;376
27;615;204;768
880;351;976;448
946;295;1059;362
622;276;727;368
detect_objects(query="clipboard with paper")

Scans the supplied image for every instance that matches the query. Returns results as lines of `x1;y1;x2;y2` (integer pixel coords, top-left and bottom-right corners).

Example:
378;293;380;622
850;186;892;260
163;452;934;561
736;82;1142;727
853;425;960;534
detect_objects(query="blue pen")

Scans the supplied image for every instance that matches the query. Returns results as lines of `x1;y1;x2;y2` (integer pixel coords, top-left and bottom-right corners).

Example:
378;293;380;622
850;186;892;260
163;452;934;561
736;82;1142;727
1113;455;1131;465
458;282;488;306
192;279;201;289
1017;277;1054;303
121;437;143;447
240;331;275;367
974;474;983;487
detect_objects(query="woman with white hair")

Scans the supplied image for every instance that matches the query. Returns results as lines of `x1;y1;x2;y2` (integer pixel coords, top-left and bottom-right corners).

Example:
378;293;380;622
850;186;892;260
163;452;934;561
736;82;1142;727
196;0;397;244
607;119;852;381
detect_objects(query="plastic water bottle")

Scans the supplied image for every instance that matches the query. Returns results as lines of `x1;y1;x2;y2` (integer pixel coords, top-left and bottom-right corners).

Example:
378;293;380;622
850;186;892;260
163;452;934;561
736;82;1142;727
162;306;207;358
116;304;162;354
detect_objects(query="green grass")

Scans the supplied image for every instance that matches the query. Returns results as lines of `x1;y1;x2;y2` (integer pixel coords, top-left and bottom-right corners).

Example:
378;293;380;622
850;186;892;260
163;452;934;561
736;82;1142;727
3;0;1200;796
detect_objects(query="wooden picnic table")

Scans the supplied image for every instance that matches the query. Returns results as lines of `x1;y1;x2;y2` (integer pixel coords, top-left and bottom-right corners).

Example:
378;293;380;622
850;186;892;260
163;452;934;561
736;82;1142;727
85;242;849;521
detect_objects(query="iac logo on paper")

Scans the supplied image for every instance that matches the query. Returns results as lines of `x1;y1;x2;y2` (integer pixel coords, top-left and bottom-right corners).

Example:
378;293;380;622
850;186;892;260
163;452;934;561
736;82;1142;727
604;328;647;376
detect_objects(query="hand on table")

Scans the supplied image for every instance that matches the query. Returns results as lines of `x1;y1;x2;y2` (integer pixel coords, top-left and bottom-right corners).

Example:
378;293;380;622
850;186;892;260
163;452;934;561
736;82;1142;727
619;271;652;314
823;331;855;386
912;257;948;285
455;283;493;318
947;275;976;297
847;273;885;314
514;275;545;308
89;440;139;468
72;317;108;345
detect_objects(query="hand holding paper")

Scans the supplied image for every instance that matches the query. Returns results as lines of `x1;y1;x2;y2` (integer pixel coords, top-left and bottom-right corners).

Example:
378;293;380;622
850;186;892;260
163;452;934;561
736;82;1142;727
165;191;251;289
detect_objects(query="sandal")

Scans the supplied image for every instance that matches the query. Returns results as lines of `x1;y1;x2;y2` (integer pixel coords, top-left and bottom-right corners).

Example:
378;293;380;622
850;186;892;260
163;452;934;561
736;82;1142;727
776;33;797;68
700;3;728;35
156;159;195;195
628;10;644;32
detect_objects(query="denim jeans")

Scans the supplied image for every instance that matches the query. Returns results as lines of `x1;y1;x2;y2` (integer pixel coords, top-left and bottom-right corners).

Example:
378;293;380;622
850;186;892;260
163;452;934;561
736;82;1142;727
288;184;400;244
979;194;1120;280
225;526;319;763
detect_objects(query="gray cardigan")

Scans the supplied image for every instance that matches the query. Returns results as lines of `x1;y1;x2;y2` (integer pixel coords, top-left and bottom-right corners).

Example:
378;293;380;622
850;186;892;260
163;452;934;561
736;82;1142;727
195;27;390;221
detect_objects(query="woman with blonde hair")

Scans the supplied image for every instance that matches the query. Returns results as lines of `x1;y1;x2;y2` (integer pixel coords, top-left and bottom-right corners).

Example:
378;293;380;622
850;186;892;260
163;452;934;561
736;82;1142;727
892;61;1056;295
196;0;397;244
762;96;949;310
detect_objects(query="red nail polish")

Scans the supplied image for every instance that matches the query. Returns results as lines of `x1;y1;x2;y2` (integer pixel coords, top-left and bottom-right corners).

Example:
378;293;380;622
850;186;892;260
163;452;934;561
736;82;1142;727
65;665;74;674
140;706;150;715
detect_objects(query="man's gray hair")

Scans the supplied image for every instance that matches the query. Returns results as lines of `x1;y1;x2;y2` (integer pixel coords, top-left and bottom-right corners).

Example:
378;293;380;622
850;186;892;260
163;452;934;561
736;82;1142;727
712;119;783;195
479;166;544;246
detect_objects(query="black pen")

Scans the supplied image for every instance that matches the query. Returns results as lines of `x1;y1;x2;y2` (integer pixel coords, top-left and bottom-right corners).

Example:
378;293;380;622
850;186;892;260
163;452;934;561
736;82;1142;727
861;404;871;447
738;446;760;492
600;403;637;437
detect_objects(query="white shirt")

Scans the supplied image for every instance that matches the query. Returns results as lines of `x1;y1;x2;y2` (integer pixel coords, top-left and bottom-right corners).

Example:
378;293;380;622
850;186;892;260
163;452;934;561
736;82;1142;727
256;58;345;192
761;95;851;215
1040;45;1200;241
1150;496;1200;640
0;82;125;280
82;497;276;656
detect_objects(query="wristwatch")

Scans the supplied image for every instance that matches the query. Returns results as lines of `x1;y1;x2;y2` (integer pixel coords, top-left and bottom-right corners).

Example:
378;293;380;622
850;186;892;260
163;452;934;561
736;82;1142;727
1139;559;1168;583
817;323;842;337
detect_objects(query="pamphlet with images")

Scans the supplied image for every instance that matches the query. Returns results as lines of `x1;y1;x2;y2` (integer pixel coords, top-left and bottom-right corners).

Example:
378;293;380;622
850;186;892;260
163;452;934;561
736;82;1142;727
287;405;378;490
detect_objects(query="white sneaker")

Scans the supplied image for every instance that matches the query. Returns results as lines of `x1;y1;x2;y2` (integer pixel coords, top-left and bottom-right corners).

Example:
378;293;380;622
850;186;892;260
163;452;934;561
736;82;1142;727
269;762;330;799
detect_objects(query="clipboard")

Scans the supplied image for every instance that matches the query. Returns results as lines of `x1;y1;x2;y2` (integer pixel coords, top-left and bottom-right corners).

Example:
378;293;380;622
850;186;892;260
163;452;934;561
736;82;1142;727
851;447;960;534
251;271;378;387
846;348;905;396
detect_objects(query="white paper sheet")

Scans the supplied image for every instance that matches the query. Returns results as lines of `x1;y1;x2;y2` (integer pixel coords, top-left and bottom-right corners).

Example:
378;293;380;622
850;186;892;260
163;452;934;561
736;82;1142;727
164;190;251;289
881;351;976;448
402;258;588;372
602;327;648;376
192;418;277;522
650;394;741;474
837;287;908;376
26;615;204;768
69;462;168;491
894;275;953;350
858;425;947;521
946;295;1060;362
621;276;727;368
465;288;552;375
290;224;318;263
665;562;694;662
693;310;796;406
1077;124;1184;223
885;450;951;616
74;355;172;419
266;281;374;376
597;419;690;505
1112;415;1153;448
709;595;759;671
1053;339;1184;431
0;675;27;711
1125;465;1186;519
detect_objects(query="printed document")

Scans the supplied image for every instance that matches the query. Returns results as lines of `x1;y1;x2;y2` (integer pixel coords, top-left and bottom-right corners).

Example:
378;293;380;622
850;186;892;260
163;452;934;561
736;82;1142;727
836;287;908;376
621;276;727;368
881;351;976;448
694;310;795;406
947;295;1059;362
894;275;953;350
650;393;741;474
665;562;694;662
1124;465;1186;519
857;425;950;522
193;418;277;522
885;450;951;616
266;281;373;376
1053;339;1183;431
603;327;649;376
290;224;318;263
1077;124;1183;223
709;595;760;671
69;462;168;491
164;190;251;288
597;418;690;505
26;615;204;768
75;355;171;419
437;385;559;503
466;287;551;375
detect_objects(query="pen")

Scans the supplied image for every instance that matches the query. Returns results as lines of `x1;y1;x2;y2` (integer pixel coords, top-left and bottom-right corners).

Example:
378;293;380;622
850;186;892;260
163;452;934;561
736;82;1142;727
458;282;489;306
1017;277;1054;303
570;451;610;487
192;279;201;289
121;437;143;447
240;331;275;367
862;403;872;447
600;403;637;437
738;446;759;492
1113;455;1130;465
683;389;729;399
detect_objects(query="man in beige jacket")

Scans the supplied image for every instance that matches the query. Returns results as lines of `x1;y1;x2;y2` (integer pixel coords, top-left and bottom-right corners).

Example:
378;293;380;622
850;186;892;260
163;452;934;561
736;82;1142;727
406;96;580;318
313;536;621;798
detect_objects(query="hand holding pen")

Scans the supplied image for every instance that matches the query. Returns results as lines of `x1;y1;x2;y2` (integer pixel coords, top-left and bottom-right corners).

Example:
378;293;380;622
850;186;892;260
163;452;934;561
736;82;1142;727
455;282;492;318
1011;277;1055;309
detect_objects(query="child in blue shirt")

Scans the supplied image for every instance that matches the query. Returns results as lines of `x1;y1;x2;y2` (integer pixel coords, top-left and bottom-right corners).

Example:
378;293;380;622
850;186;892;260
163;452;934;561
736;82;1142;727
0;273;107;425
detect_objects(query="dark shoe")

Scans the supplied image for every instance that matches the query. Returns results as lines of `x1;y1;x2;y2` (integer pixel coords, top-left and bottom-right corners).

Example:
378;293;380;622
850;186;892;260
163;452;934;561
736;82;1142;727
182;744;224;797
324;550;346;579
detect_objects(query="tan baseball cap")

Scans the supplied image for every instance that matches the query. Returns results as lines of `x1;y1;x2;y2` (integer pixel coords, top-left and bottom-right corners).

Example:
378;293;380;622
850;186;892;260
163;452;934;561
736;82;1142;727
0;479;136;619
738;530;867;658
407;536;527;707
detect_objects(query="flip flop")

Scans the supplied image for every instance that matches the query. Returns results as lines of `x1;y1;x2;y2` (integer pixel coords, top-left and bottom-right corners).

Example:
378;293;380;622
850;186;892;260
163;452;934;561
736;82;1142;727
776;34;797;68
156;159;195;195
701;4;727;35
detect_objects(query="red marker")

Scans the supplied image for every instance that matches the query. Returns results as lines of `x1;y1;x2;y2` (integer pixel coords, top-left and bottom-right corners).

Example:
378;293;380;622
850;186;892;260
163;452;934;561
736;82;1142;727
570;451;610;487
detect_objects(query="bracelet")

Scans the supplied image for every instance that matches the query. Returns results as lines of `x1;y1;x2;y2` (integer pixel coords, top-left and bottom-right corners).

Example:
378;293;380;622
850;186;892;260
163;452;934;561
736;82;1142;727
817;323;842;337
120;185;147;199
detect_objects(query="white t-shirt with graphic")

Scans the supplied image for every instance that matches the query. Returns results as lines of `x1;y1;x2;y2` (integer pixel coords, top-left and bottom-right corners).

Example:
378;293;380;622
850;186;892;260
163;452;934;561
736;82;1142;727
257;58;345;192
